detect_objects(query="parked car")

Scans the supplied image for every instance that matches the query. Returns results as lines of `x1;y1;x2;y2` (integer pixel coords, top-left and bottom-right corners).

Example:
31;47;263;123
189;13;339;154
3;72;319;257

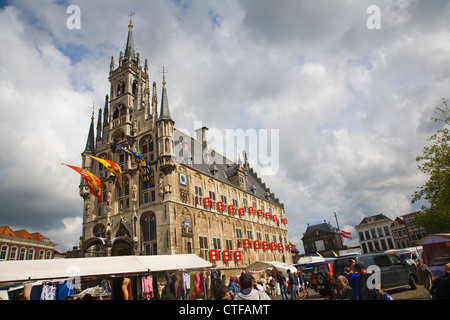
386;247;422;269
310;253;417;294
357;253;417;291
310;256;355;294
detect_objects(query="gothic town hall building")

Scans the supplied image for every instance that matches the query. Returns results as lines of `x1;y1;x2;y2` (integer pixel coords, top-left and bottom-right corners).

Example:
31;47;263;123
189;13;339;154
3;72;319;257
79;21;292;273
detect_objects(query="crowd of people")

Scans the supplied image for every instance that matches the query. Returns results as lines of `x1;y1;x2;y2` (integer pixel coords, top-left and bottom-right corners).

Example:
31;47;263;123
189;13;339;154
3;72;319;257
209;260;450;301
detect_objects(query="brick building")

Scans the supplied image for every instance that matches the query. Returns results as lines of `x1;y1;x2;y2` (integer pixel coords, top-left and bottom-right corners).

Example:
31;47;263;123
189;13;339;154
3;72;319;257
0;226;57;261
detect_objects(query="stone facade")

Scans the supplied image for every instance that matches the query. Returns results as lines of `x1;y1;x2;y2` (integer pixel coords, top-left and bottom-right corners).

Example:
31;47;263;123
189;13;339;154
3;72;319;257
355;214;396;253
78;21;291;273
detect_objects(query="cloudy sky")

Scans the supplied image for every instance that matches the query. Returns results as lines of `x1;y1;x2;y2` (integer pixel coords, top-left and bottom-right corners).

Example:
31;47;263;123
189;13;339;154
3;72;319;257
1;0;449;253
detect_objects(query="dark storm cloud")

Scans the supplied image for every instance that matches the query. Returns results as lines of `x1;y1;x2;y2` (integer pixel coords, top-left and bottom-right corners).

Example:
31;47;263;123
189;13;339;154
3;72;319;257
1;0;450;251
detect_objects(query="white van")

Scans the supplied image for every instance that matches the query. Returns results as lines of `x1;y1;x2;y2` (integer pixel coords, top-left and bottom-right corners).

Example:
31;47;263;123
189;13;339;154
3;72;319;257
386;247;422;268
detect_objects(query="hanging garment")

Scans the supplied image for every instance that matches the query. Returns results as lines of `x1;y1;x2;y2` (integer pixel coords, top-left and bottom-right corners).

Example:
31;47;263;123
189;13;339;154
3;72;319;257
189;273;200;300
101;279;112;293
58;279;74;300
142;275;154;300
182;272;190;299
30;285;42;300
40;283;57;300
161;271;175;300
199;272;205;292
173;273;181;299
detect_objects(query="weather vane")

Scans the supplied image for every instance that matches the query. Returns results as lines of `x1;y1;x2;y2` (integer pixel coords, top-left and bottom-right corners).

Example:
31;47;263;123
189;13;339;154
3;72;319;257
129;11;135;28
159;66;168;84
88;102;97;119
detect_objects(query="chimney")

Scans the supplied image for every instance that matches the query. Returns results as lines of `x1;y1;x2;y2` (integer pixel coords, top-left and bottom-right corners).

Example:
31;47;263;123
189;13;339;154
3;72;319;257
195;126;209;148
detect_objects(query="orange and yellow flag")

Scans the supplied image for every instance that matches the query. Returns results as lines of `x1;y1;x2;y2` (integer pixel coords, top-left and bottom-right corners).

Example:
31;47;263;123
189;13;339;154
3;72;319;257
84;154;123;189
62;163;102;202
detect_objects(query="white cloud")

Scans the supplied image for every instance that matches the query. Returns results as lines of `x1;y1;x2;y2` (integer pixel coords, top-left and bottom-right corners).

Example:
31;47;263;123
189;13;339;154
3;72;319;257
1;1;449;254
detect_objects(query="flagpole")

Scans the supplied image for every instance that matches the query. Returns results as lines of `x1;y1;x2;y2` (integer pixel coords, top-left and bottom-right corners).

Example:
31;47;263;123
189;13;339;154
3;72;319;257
334;212;340;231
334;212;344;251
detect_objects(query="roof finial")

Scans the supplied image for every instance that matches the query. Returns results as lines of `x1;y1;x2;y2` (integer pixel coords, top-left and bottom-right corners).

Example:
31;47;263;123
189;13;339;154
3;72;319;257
159;66;168;85
88;102;97;120
128;11;135;28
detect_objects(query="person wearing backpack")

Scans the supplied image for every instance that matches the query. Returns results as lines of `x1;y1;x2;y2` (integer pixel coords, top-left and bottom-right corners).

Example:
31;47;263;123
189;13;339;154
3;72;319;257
234;273;271;300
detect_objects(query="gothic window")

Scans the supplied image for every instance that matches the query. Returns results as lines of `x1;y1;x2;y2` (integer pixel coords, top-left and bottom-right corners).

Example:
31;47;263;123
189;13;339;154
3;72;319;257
140;136;155;205
113;107;120;120
199;236;208;259
141;212;157;255
141;179;155;205
114;145;127;169
213;238;222;261
209;191;216;209
140;136;154;163
96;186;108;217
195;186;203;206
120;105;127;117
132;80;138;95
112;104;127;122
118;178;130;211
117;82;125;96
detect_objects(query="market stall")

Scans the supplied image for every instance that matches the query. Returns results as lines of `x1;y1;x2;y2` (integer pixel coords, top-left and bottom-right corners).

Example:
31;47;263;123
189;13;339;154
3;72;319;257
416;233;450;279
0;254;212;300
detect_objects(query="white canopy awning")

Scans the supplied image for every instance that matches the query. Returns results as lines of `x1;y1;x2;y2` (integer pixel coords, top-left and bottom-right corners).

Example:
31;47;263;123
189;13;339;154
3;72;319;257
245;261;297;278
0;254;212;283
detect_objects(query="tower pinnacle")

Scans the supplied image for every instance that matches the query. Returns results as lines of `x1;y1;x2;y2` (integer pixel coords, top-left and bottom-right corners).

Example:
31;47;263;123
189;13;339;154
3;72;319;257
123;11;136;63
158;67;172;121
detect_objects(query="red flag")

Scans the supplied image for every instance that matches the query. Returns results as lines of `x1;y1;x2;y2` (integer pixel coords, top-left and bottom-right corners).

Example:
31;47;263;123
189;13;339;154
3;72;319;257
338;229;352;239
63;163;102;202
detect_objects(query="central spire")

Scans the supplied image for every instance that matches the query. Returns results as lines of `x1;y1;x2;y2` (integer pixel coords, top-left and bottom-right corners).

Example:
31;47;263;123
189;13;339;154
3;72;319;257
158;66;173;121
123;11;136;63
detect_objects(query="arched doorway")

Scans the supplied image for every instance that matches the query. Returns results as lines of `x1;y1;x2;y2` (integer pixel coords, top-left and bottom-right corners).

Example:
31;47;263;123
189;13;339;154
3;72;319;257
111;237;135;256
82;237;107;257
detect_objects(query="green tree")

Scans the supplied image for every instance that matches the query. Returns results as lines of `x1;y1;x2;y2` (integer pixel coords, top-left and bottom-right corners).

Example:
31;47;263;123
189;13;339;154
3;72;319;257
412;99;450;233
